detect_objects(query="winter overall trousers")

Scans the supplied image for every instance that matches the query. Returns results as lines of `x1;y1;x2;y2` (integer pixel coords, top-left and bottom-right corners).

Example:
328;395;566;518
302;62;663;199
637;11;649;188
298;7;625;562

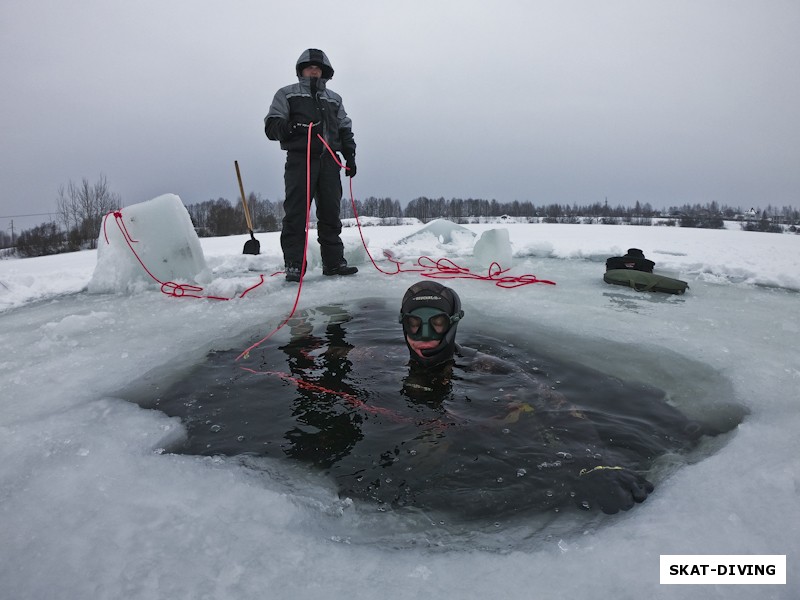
281;150;343;269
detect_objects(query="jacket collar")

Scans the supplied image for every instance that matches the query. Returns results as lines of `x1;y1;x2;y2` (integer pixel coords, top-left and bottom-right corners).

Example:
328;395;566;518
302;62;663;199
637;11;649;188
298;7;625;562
297;76;328;93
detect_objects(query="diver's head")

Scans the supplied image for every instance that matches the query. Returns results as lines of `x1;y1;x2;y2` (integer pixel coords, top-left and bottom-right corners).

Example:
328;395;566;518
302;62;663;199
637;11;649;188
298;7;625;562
399;281;464;368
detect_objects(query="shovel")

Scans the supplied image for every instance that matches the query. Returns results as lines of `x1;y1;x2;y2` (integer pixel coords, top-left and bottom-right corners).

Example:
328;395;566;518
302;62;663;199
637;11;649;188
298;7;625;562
235;160;260;255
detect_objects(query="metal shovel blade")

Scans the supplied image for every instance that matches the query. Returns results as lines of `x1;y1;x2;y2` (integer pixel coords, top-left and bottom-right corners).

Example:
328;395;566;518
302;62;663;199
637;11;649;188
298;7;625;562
243;231;260;255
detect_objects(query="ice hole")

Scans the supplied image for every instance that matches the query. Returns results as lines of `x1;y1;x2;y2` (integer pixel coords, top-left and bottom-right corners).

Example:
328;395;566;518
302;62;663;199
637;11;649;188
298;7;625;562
118;298;746;548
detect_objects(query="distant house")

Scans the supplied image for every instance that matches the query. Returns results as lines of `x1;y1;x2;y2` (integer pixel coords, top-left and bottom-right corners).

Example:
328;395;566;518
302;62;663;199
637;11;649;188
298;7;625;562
735;208;758;221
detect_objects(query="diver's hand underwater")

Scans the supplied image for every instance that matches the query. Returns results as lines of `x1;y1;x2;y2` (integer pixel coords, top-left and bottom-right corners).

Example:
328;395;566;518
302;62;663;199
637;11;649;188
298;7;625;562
572;465;654;514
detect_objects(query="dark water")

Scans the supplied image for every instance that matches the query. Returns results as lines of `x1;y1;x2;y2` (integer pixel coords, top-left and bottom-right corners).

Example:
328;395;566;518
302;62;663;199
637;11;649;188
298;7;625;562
127;299;744;524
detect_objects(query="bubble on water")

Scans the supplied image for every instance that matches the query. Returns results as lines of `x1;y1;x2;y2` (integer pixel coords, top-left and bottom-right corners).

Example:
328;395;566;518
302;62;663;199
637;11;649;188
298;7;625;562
330;535;352;545
545;489;554;497
496;477;504;483
237;435;245;442
581;500;591;510
516;468;527;477
210;424;221;432
537;460;562;470
502;428;510;434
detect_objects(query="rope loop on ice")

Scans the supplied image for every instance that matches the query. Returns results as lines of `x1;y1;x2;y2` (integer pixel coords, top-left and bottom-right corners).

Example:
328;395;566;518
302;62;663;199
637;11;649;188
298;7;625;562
312;135;557;289
101;210;267;302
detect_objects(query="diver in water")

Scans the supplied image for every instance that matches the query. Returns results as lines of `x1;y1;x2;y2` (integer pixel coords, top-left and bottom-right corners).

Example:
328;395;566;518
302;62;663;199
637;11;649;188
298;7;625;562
150;285;735;522
237;281;698;517
397;280;656;515
399;280;465;369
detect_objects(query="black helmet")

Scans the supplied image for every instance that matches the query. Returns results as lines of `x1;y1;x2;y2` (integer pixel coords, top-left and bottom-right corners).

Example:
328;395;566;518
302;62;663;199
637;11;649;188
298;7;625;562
295;48;335;80
399;281;464;368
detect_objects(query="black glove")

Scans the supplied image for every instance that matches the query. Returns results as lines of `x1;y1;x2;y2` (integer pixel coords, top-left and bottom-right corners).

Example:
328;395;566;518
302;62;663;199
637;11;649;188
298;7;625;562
343;153;356;178
265;118;292;142
572;465;654;514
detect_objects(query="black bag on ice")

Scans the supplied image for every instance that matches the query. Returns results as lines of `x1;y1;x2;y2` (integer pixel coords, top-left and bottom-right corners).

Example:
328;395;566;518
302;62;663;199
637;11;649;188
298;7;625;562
603;248;688;294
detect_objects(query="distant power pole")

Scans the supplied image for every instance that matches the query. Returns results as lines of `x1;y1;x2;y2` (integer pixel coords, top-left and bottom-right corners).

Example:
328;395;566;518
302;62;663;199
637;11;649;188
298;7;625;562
9;220;14;245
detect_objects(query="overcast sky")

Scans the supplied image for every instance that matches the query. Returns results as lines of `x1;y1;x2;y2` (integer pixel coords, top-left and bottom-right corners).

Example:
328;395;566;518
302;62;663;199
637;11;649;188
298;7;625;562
2;0;799;232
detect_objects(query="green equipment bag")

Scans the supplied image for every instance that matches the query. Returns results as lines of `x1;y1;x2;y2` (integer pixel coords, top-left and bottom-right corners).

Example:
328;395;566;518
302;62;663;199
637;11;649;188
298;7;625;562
604;269;689;295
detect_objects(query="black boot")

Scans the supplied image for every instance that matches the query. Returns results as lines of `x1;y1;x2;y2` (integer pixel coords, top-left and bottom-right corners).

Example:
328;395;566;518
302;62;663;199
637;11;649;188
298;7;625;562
285;263;305;283
322;260;358;277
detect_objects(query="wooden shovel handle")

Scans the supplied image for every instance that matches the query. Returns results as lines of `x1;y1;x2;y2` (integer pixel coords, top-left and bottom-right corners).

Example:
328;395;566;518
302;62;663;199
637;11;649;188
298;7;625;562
235;160;255;232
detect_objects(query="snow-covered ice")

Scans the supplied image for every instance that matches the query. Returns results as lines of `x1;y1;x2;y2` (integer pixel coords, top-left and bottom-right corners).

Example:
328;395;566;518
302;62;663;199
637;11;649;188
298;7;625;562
0;201;797;600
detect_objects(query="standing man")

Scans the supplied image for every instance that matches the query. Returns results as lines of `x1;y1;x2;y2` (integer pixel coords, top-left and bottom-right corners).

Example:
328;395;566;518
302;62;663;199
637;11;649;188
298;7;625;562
265;49;358;282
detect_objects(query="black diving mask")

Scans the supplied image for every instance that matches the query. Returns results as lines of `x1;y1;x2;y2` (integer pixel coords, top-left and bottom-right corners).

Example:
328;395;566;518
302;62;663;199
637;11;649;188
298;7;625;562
400;307;461;341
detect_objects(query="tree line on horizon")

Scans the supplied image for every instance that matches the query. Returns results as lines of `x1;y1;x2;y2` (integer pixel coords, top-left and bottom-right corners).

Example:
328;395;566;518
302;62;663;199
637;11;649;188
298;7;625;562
186;195;799;235
4;176;799;257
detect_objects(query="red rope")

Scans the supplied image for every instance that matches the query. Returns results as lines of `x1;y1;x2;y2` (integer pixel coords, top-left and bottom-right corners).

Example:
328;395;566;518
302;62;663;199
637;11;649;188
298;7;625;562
239;366;413;423
98;128;555;425
313;136;556;288
102;210;266;301
234;123;316;361
239;366;456;430
102;125;555;413
237;131;555;360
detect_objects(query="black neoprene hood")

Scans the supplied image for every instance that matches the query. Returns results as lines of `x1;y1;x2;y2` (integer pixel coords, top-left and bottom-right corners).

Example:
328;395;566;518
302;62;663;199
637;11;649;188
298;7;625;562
400;281;464;368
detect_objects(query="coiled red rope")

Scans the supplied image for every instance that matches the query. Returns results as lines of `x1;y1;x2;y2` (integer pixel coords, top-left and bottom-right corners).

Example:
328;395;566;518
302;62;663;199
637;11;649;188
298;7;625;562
236;127;557;421
312;134;556;288
101;123;555;418
98;123;555;427
102;210;267;301
104;126;554;305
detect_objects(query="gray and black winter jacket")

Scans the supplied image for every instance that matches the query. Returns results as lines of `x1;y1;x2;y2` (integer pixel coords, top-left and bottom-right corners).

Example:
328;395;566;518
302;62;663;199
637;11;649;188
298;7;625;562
264;49;356;161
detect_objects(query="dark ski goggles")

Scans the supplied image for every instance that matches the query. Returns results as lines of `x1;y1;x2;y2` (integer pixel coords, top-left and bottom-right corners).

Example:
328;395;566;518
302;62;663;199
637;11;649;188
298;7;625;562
400;307;460;341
